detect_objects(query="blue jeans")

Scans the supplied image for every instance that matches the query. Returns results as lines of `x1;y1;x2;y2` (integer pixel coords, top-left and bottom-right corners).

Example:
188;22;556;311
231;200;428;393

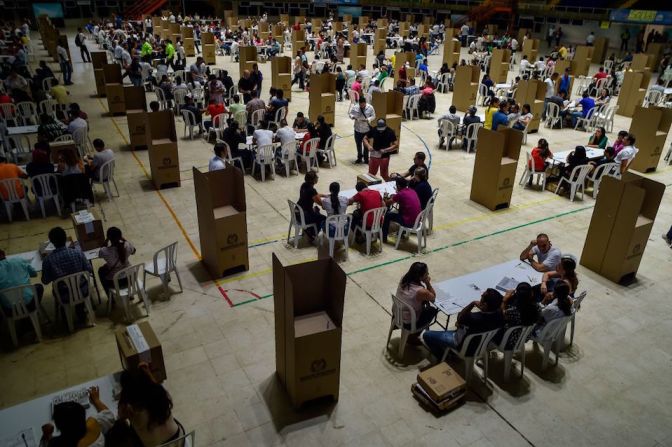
571;111;584;127
382;211;404;241
666;225;672;241
60;61;72;84
422;330;460;358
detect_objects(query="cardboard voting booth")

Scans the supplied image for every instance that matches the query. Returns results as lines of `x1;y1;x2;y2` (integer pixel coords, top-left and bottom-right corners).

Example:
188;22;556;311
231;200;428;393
374;28;386;55
470;128;522;211
202;32;216;64
92;52;108;97
521;38;539;63
443;39;460;67
572;46;593;76
489;48;511;83
371;91;403;151
239;46;258;77
452;65;480;112
71;210;105;251
103;64;125;115
616;70;650;117
628;106;672;173
271;56;292;101
273;254;346;408
645;43;664;69
309;73;336;125
394;52;416;84
124;86;149;149
630;53;653;71
181;26;195;56
591;37;609;64
115;322;167;382
580;173;665;285
513;79;546;132
193;166;249;277
292;29;306;57
148;110;180;188
350;43;367;73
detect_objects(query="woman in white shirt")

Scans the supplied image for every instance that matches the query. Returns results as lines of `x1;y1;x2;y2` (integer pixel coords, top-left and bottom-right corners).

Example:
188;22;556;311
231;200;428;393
535;279;573;340
394;262;438;344
321;182;350;239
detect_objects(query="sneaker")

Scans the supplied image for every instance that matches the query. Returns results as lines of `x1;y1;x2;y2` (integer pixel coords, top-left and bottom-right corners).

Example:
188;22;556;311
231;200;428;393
354;159;363;164
662;234;672;245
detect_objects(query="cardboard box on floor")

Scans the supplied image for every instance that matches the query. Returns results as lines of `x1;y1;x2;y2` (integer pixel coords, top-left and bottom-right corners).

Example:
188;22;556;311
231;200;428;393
271;56;293;101
193;166;249;277
628;106;672;173
417;362;466;403
239;46;258;77
125;86;149;149
148;110;180;188
451;65;480;112
371;90;403;151
308;73;336;125
292;29;306;57
70;209;105;251
591;37;609;63
616;70;650;117
489;48;511;83
115;321;167;382
443;39;460;67
580;173;665;285
350;43;367;73
103;64;125;115
470;127;522;211
273;254;346;408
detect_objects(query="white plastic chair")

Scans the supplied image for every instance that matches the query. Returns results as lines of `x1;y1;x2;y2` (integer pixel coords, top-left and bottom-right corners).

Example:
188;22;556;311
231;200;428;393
463;122;482;153
8;135;32;163
30;173;61;218
555;164;592;201
172;69;185;82
406;94;421;120
441;329;500;384
436;73;451;93
489;325;535;381
215;140;244;171
530;316;572;370
173;89;189;112
16;101;38;125
181;109;200;139
573;106;596;131
323;214;352;260
438;120;456;149
519;151;547;190
108;264;150;322
143;241;183;295
586;162;620;198
251;144;276;181
298;138;320;172
209;113;227;141
386;292;436;358
271;106;288;127
394;208;428;254
603;60;613;71
597;104;618;133
53;271;96;333
42;76;56;92
0;284;43;347
279;141;298;176
348;89;359;105
54;134;74;143
287;199;318;248
317;134;337;168
478;83;489;105
191;86;205;107
233;110;247;127
39;99;60;120
353;206;386;255
426;188;439;234
568;290;587;346
0;178;30;221
154;87;168;110
250;109;265;129
0;103;18;126
157;430;195;447
72;126;90;158
91;159;119;201
545;102;562;129
644;89;663;107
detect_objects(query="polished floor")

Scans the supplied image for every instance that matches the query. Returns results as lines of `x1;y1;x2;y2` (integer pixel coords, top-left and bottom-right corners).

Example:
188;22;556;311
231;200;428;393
1;32;672;447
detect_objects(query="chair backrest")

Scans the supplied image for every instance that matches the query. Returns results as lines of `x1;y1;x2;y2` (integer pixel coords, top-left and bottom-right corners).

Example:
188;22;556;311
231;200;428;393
603;60;613;71
0;284;37;319
409;94;422;109
594;77;608;91
409;207;428;230
157;430;195;447
280;141;296;159
572;290;587;313
16;101;36;118
537;316;571;343
362;206;387;231
324;134;336;151
174;89;189;105
274;106;288;123
326;214;351;241
72;126;88;145
53;271;92;306
256;144;275;162
31;173;59;198
191;87;204;102
0;103;17;119
154;87;166;102
152;241;179;274
478;83;488;97
43;77;56;91
590;162;619;181
227;84;238;98
458;328;500;358
212;113;227;130
304;137;320;156
173;69;185;80
547;102;560;119
525;151;537;174
54;134;74;142
646;89;663;105
98;159;115;182
181;109;197;126
39;99;58;117
569;164;592;183
251;109;265;127
465;122;482;139
390;292;418;331
440;119;455;137
233;110;247;126
0;178;25;202
112;263;144;295
288;199;308;226
583;105;596;121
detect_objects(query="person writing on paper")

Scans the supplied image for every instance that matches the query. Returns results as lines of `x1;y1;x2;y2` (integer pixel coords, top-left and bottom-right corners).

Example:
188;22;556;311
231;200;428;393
519;233;562;272
497;282;540;348
363;119;398;181
395;262;438;345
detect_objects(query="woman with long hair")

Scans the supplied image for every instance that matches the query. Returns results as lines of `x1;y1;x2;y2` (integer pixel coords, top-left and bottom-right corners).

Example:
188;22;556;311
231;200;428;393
395;262;438;344
499;282;541;348
538;256;579;301
587;126;608;149
98;227;136;296
535;280;573;339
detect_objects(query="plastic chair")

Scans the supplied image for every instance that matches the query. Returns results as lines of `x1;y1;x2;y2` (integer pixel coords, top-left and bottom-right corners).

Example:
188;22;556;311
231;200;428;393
426;188;439;234
0;284;43;347
298;138;320;172
0;103;18;126
436;73;451;93
489;325;535;381
441;329;500;383
108;264;150;322
323;214;352;260
394;208;428;254
478;83;489;105
157;430;195;447
568;290;587;346
545;102;562;129
463;122;482;153
530;316;572;370
91;159;119;201
287;199;318;248
555;164;592;201
42;76;56;92
386;292;437;358
251;144;276;181
8;135;32;163
519;151;547;190
72;126;90;158
39;99;60;120
573;106;596;131
250;109;265;128
317;134;337;168
209;113;228;141
598;104;618;133
406;94;421;120
173;89;189;112
519;115;532;145
438;120;456;149
279;141;298;176
30;173;62;218
233;110;247;127
353;206;386;255
143;241;183;295
644;89;663;107
181;109;200;139
16;101;38;126
586;162;620;198
190;86;204;107
53;271;96;333
215;140;244;171
348;89;359;105
54;134;74;143
0;178;30;221
271;106;288;126
154;87;168;110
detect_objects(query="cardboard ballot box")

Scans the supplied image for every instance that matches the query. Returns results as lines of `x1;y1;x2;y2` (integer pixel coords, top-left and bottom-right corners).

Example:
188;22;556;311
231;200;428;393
371;90;403;150
148;110;180;188
628;106;672;173
103;64;125;115
617;70;651;118
71;210;105;251
115;321;167;382
193;166;249;277
308;73;336;125
273;254;346;408
415;362;466;409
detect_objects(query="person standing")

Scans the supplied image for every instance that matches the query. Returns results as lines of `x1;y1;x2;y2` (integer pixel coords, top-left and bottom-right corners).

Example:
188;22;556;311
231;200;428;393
57;42;72;85
546;25;555;49
363;119;398;180
620;29;630;52
75;27;91;63
349;96;376;164
542;73;558;120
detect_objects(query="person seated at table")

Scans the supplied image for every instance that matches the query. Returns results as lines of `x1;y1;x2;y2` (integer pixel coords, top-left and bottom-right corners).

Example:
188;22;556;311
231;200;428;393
557;145;589;183
395;262;438;344
422;288;504;358
491;102;510;131
208;143;227;172
40;386;115;447
266;88;288;121
221;119;251;169
519;55;532;73
611;130;628;155
252;119;274;148
68;103;89;122
614;133;637;174
0;155;28;200
512;103;533;131
297;122;317;157
483;97;500;130
98;226;135;297
536;256;579;301
594;88;611;107
245;89;266;119
534;280;573;339
34;60;55;87
297;171;326;243
497;282;540;348
321;181;349;218
411;167;432;209
0;248;44;317
589;146;616;174
49;78;70;105
586;126;608;149
382;177;421;244
228;95;245;119
526;139;553;186
481;73;495;97
203;98;228;132
570;91;595;129
58;149;84;176
463;105;481;131
520;233;562;272
392;151;429;183
315;115;332;164
182;96;203;133
220;70;234;93
85;138;114;181
207;73;226;104
26;141;54;179
292;112;308;132
67;109;88;135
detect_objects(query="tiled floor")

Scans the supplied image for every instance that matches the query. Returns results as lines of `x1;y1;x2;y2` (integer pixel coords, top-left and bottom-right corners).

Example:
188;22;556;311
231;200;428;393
1;33;672;447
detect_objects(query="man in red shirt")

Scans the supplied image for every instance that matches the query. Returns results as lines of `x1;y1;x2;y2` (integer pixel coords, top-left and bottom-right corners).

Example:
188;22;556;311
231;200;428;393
593;66;607;80
348;182;384;238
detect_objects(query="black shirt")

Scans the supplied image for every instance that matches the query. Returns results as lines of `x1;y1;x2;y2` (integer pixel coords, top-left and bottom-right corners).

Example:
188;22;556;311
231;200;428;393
221;127;246;155
365;127;397;159
317;124;332;149
548;95;565;109
298;182;317;212
463;115;481;127
238;76;255;93
413;180;433;209
408;163;429;178
222;75;234;91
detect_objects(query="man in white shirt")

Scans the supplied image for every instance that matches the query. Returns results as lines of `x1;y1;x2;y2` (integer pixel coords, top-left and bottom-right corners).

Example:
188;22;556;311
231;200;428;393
86;139;114;180
542;73;558;120
349;96;376;164
519;55;531;73
368;79;382;95
209;143;227;171
57;43;72;85
120;45;132;67
520;234;562;272
75;27;91;62
113;41;123;63
586;32;595;46
460;23;469;46
252;120;274;147
274;119;296;146
534;57;546;72
615;134;637;174
67;115;88;134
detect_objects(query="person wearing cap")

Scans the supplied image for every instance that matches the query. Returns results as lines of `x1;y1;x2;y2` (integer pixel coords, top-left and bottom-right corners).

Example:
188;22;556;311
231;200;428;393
349;96;376;164
363;119;398;180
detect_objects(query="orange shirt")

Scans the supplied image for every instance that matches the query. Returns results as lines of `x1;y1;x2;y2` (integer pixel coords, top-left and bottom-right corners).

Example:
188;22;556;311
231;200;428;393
0;163;25;199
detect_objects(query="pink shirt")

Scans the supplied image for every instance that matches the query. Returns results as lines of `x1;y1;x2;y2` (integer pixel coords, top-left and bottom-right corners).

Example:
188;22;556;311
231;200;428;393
612;140;624;154
352;80;362;94
392;187;422;226
396;283;423;323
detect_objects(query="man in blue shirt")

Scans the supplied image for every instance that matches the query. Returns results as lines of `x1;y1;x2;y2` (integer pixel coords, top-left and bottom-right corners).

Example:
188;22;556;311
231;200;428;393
0;249;43;313
491;102;510;131
558;68;572;95
571;92;595;128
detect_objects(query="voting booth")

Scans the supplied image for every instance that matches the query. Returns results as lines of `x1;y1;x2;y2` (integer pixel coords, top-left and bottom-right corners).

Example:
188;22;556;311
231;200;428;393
148;110;180;189
452;65;480;112
628;106;672;173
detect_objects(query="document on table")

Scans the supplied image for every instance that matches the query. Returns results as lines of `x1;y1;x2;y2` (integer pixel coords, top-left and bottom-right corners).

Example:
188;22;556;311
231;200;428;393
1;428;38;447
495;276;519;292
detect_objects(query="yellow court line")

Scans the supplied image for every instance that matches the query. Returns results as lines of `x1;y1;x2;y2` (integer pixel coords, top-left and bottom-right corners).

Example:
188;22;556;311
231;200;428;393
216;256;317;284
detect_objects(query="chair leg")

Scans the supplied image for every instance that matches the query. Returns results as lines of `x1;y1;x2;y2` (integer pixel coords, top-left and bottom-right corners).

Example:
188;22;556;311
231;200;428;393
21;200;30;221
520;347;527;378
39;198;46;218
365;232;371;255
173;269;184;293
385;318;395;351
84;298;96;326
464;358;474;382
569;318;575;346
503;351;513;381
29;313;43;342
329;238;334;257
7;320;18;347
64;306;75;333
398;329;409;358
394;228;403;249
541;344;550;370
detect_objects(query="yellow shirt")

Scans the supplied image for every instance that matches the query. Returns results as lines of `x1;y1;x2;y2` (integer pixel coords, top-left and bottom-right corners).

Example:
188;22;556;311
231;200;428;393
558;46;568;58
50;85;69;104
484;106;497;130
390;53;396;68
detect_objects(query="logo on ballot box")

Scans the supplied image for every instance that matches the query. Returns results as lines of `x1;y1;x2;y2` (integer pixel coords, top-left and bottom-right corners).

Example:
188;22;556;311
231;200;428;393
311;358;327;373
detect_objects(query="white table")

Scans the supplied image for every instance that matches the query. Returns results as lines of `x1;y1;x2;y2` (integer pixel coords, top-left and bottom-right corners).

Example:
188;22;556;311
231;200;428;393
434;259;542;316
341;181;397;200
551;148;604;165
7;125;39;136
0;373;120;446
495;83;512;90
6;248;101;273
